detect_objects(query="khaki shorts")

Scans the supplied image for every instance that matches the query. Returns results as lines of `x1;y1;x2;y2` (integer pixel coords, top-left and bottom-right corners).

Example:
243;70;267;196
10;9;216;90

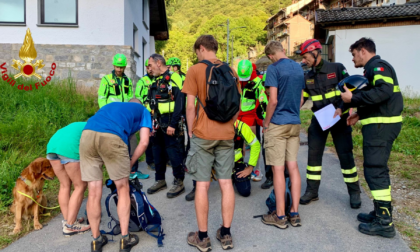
264;123;300;166
80;130;130;182
186;135;234;181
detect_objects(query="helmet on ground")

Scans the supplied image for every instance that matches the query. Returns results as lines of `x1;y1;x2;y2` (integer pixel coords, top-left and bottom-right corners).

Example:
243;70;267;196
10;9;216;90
145;58;149;67
237;60;253;81
113;54;127;67
296;39;322;56
337;75;369;93
167;57;181;66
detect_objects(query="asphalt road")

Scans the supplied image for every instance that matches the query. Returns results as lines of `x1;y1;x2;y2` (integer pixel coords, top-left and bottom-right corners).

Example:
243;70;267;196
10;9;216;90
2;133;411;252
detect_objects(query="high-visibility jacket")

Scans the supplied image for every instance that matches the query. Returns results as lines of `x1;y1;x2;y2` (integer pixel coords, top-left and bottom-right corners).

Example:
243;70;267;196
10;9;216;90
303;60;349;113
349;55;403;125
240;77;268;118
135;74;154;111
148;70;185;128
98;72;133;108
234;120;260;167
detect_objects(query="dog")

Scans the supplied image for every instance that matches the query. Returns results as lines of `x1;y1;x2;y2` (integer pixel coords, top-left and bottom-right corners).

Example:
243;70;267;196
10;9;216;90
10;157;55;234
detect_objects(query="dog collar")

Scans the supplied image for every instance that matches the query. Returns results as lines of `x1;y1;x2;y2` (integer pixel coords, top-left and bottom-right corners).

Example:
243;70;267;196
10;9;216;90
19;176;32;187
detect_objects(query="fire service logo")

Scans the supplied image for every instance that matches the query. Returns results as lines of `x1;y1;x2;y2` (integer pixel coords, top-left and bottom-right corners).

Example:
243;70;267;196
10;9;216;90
1;28;56;91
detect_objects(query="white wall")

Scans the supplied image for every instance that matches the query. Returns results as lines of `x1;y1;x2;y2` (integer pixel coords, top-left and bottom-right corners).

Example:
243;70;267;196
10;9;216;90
332;25;420;93
124;0;151;77
0;0;125;45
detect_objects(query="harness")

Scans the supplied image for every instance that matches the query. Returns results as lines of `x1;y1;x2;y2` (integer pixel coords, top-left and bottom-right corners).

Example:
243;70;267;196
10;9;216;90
103;71;131;102
17;176;60;210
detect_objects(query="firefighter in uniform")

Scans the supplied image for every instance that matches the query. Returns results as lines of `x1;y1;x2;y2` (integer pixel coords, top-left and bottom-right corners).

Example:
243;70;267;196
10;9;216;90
135;58;155;171
166;57;186;82
342;38;403;238
146;54;186;199
297;39;361;209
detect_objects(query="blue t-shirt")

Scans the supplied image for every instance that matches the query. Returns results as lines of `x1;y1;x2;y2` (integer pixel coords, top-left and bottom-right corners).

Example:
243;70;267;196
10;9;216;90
84;102;152;146
265;58;305;125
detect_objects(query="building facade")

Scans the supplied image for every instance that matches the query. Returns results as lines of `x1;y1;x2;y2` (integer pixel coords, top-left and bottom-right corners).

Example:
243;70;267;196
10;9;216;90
0;0;168;87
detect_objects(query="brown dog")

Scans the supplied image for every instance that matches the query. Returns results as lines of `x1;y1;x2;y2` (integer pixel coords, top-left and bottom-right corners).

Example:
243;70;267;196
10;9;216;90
10;157;55;234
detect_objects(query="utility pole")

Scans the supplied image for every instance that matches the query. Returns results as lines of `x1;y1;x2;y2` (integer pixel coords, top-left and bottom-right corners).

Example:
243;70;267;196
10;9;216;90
226;19;230;65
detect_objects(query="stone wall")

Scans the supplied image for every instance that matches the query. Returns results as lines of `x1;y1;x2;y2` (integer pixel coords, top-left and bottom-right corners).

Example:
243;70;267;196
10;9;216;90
0;43;139;88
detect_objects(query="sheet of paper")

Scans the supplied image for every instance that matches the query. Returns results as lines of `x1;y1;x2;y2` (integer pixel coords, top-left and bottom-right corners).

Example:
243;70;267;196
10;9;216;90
313;104;341;131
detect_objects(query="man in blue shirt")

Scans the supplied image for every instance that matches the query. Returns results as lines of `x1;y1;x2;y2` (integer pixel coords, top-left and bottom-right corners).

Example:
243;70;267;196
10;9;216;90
80;99;152;252
261;41;305;230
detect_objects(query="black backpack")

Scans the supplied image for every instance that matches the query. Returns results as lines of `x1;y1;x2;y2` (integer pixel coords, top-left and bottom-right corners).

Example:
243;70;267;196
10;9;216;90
197;60;240;122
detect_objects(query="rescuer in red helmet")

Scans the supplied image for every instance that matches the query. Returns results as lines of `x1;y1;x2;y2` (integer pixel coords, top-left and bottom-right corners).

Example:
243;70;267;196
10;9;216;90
297;39;362;209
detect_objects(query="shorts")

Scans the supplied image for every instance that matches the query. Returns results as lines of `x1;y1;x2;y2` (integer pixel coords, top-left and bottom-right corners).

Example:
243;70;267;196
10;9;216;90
264;123;300;166
238;114;263;127
186;135;234;181
79;130;130;182
46;153;79;165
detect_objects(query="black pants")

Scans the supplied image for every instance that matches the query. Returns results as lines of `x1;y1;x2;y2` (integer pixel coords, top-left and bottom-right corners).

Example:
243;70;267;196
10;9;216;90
145;141;154;165
152;128;185;181
362;123;401;202
306;114;360;194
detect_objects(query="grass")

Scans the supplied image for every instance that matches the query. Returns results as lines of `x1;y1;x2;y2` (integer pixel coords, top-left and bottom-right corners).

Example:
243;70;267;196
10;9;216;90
300;96;420;251
0;75;97;248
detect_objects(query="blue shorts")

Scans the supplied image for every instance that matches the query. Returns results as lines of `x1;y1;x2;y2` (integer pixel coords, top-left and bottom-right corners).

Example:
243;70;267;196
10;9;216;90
46;153;79;165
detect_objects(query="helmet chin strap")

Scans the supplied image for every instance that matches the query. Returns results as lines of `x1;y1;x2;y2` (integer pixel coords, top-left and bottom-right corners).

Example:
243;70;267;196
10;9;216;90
310;50;320;72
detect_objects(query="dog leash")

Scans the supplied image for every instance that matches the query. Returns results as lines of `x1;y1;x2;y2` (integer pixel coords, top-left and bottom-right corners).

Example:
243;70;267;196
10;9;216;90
17;191;60;210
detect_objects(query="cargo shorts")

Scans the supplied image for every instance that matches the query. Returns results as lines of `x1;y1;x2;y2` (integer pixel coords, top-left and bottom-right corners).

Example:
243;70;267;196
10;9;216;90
264;123;300;166
185;135;234;181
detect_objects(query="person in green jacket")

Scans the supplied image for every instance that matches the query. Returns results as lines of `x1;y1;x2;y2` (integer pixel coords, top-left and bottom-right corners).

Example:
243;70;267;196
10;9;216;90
167;57;186;82
135;59;155;107
97;54;134;108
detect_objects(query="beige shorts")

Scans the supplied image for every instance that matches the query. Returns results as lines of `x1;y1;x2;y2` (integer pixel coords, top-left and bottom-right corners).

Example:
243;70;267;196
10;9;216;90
264;123;300;166
80;130;130;182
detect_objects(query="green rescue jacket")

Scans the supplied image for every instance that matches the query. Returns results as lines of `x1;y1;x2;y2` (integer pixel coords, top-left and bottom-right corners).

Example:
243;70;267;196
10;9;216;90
98;71;133;108
240;77;268;118
234;120;260;167
135;74;154;111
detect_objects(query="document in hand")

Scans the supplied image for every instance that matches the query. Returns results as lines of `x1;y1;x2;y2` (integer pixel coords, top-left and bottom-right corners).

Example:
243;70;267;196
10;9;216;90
314;104;340;131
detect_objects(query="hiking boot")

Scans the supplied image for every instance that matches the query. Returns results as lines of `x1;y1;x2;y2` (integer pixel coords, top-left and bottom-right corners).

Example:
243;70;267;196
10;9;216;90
187;231;212;252
91;235;108;252
287;213;302;227
350;193;361;209
185;186;196;201
358;201;395;238
119;233;139;252
63;222;91;237
216;227;234;250
261;178;273;189
147;180;167;194
299;191;319;205
167;178;185;198
261;211;288;229
358;210;376;223
147;163;156;171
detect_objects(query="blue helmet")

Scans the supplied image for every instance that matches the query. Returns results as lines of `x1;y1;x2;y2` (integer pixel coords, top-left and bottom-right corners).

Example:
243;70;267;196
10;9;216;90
337;75;369;93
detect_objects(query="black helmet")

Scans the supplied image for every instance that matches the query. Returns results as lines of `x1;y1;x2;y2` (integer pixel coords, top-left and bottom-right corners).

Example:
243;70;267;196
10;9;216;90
336;75;369;93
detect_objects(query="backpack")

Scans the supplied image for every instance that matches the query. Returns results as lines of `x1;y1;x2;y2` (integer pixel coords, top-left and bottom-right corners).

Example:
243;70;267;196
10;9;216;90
101;178;164;247
266;174;293;215
197;60;240;123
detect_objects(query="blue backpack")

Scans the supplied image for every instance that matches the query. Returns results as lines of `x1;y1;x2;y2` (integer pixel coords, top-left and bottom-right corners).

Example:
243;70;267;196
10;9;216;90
101;179;164;247
266;177;293;214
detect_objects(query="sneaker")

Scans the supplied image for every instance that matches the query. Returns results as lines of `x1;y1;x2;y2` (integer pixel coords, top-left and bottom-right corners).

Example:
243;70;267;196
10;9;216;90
187;231;212;252
63;222;91;237
287;213;302;227
252;170;263;182
216;227;234;250
261;178;273;189
251;171;257;180
185;186;196;201
261;211;288;229
91;235;108;252
129;171;149;180
167;178;185;198
299;191;319;205
147;180;167;194
147;163;156;171
119;233;139;252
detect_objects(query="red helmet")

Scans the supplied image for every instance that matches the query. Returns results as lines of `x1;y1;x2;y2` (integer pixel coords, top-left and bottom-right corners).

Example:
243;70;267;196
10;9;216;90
297;39;322;56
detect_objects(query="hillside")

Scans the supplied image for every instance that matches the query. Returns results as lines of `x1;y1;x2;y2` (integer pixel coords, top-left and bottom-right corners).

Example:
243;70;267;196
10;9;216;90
157;0;292;71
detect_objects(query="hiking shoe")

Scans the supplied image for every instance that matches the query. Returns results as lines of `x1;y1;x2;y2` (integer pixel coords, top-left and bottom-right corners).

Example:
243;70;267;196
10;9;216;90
147;180;167;194
357;210;376;223
63;222;91;237
299;191;319;205
187;231;212;252
185;186;196;201
129;171;149;180
261;211;288;229
216;227;234;250
261;178;273;189
167;178;185;198
91;235;108;252
350;193;362;209
147;163;156;171
287;213;302;227
119;233;139;252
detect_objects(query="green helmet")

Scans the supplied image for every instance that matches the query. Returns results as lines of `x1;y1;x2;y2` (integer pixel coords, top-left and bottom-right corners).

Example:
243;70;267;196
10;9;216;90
237;60;252;81
145;58;149;67
167;57;181;66
113;54;127;67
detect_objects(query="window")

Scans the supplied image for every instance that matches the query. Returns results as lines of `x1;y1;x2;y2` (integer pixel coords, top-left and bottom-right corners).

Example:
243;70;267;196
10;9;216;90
142;0;149;29
41;0;78;25
0;0;25;24
133;24;139;54
142;38;147;76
